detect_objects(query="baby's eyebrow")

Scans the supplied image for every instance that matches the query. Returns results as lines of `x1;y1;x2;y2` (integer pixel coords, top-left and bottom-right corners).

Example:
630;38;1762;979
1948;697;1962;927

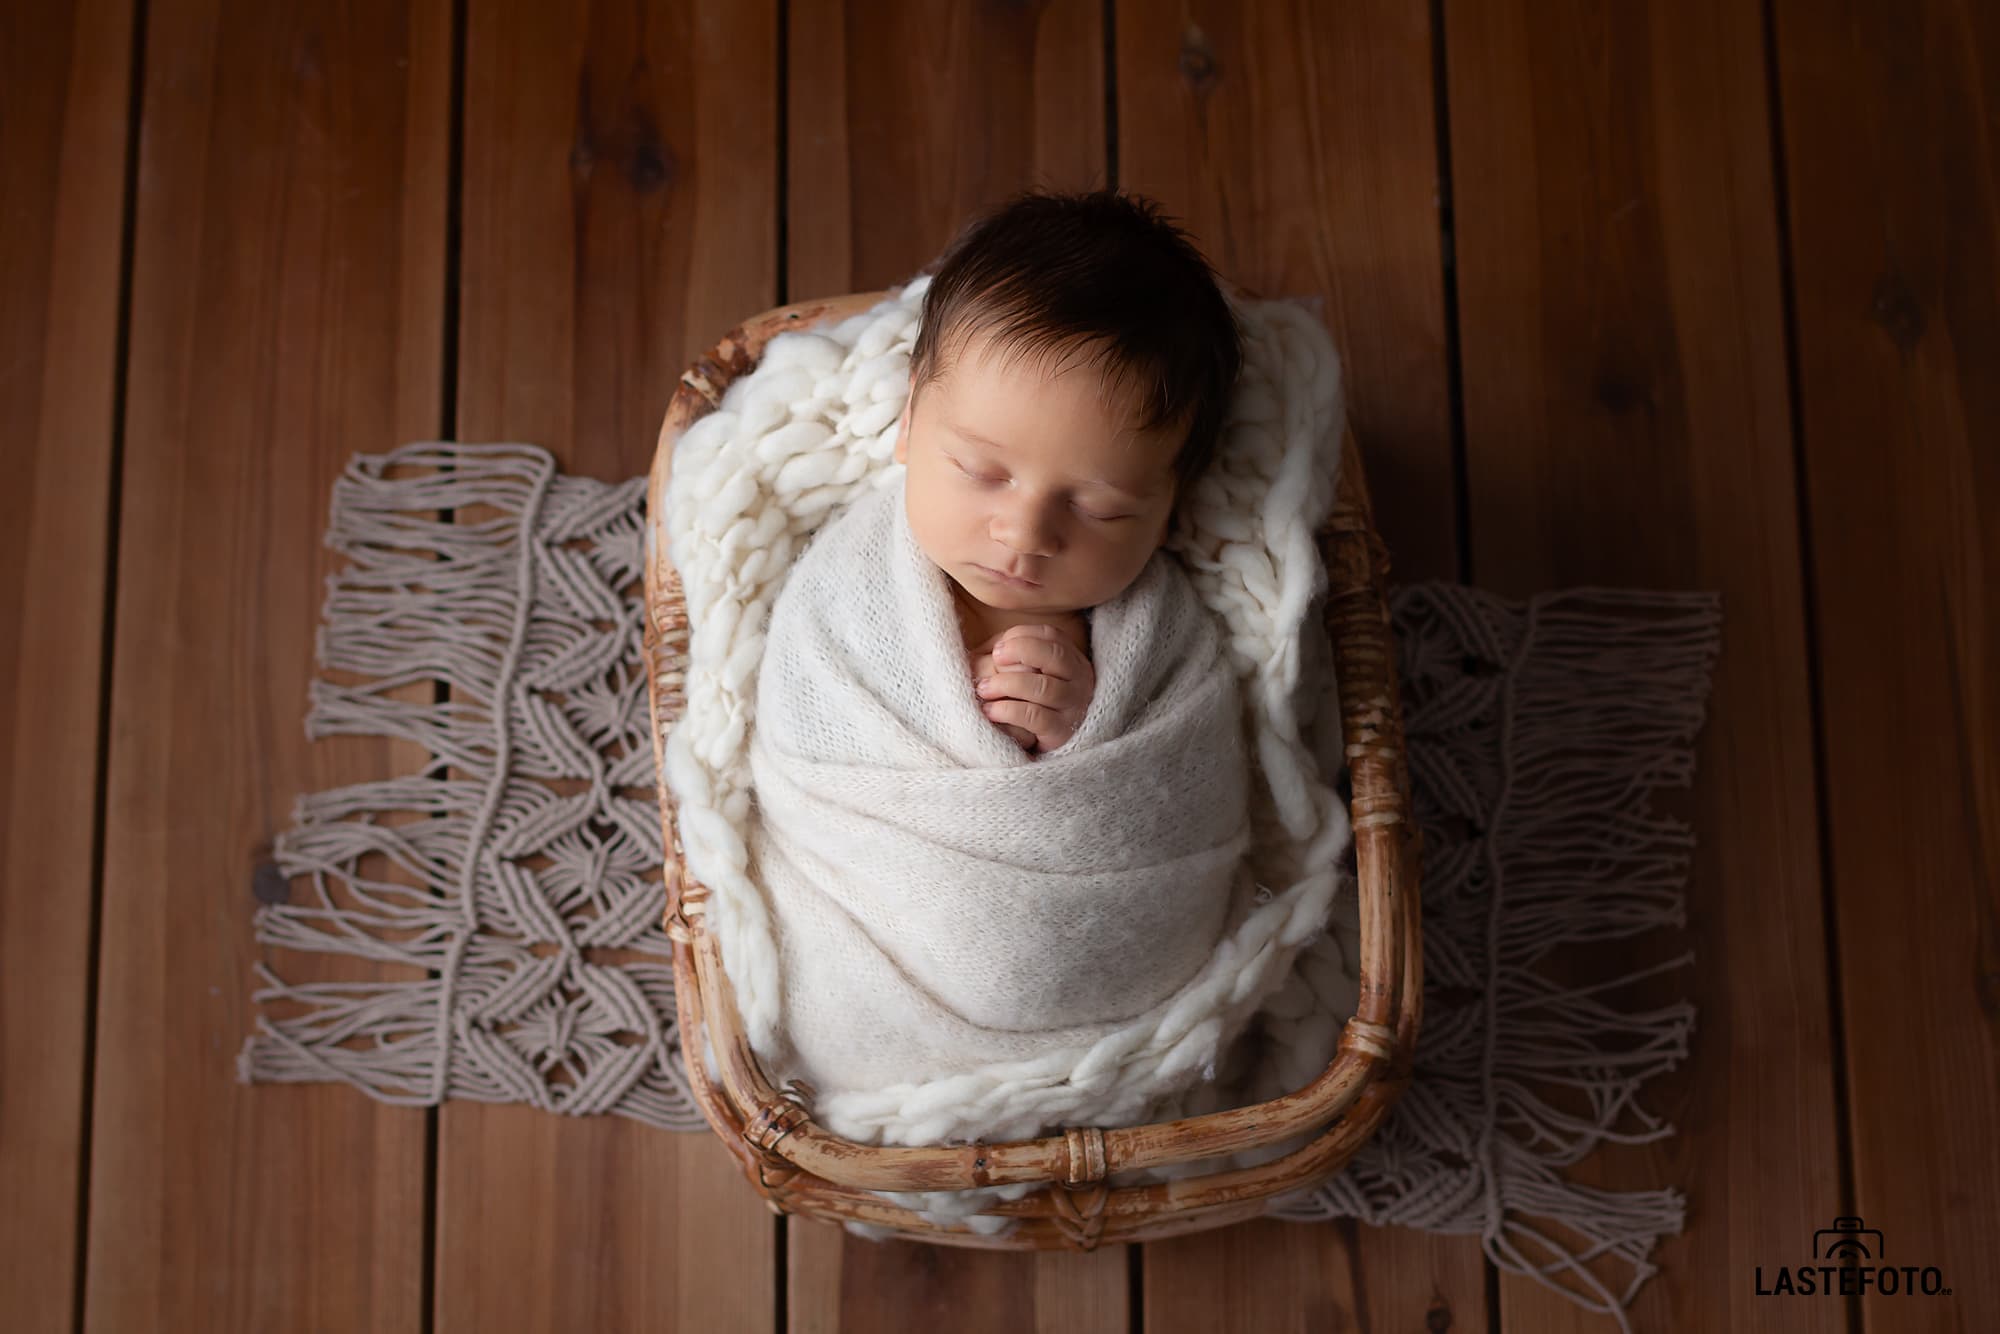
948;423;1149;499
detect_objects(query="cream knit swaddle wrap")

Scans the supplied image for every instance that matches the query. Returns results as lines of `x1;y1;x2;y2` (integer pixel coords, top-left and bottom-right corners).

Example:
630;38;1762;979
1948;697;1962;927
748;473;1256;1138
656;278;1362;1219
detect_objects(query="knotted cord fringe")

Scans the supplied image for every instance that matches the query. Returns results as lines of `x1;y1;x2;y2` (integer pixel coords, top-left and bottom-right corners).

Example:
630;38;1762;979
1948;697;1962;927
1262;582;1722;1333
239;443;1721;1331
238;443;702;1128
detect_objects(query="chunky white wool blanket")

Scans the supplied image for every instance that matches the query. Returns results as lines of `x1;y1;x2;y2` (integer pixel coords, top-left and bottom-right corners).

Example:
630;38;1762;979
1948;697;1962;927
658;278;1363;1215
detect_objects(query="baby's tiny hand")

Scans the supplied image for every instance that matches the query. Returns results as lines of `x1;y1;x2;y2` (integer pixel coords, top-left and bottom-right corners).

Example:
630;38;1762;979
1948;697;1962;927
968;643;1038;750
973;622;1096;756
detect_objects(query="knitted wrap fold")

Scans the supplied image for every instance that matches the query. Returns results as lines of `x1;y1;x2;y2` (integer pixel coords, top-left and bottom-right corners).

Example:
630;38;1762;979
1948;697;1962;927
748;473;1264;1141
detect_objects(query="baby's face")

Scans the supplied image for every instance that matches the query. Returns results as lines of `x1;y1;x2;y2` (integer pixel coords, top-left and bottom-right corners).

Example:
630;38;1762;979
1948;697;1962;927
893;329;1182;618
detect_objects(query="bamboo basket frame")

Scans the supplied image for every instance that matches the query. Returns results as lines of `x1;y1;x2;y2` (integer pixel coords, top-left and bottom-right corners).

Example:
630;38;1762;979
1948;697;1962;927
640;288;1422;1250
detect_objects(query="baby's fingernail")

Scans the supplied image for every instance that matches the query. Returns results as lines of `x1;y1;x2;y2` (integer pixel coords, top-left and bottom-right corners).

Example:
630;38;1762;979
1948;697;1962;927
976;677;992;692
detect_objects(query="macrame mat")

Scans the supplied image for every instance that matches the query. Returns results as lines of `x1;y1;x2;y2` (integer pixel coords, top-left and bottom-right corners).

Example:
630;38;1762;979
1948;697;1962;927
239;441;1722;1332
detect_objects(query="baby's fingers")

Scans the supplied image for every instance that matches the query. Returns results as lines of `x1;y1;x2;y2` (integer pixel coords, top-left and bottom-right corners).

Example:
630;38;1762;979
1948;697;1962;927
976;668;1059;706
994;626;1079;680
981;697;1082;757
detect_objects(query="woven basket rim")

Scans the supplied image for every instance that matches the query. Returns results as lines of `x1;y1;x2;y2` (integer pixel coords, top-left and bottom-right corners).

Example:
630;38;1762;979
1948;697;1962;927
639;286;1423;1249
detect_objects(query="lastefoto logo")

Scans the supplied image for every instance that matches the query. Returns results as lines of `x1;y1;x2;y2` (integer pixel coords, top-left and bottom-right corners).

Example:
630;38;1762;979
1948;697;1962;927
1754;1217;1952;1299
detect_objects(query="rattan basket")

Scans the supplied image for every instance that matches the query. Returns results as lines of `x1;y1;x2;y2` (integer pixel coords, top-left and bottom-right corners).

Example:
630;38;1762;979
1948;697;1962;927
640;288;1422;1250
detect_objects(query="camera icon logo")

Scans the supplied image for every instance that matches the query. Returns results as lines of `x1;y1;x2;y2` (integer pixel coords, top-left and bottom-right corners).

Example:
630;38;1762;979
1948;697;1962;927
1813;1217;1884;1261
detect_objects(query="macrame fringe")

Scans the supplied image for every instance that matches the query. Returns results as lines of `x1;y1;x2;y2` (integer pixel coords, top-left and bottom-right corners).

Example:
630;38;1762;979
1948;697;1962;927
237;442;706;1132
1264;584;1720;1334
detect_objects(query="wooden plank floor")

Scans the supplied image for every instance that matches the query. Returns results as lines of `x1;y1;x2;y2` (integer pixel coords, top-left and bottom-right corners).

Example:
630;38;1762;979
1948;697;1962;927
3;1;1992;1330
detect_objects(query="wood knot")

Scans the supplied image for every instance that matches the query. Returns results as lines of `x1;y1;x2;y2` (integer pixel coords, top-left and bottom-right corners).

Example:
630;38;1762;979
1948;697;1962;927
1591;366;1657;417
1868;270;1926;353
570;70;678;196
1978;968;2000;1020
251;860;291;906
627;135;674;193
1179;24;1222;99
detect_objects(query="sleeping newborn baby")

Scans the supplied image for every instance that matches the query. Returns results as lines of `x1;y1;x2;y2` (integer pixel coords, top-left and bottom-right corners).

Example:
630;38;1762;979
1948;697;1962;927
743;188;1275;1144
897;325;1114;757
895;323;1177;757
892;198;1242;758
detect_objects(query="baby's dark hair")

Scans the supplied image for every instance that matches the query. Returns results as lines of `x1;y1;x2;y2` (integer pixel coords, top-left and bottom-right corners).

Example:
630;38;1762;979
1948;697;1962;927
908;187;1243;500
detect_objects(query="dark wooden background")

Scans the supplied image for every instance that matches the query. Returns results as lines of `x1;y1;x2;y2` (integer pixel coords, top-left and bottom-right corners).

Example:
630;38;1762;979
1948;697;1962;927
4;0;1995;1330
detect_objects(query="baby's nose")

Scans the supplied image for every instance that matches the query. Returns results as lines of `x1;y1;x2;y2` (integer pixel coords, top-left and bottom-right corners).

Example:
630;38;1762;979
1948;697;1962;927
993;515;1059;557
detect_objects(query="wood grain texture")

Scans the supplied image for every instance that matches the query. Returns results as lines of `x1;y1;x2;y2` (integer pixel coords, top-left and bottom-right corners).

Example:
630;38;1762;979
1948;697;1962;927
1117;0;1462;584
0;0;132;1328
435;2;779;1329
787;0;1112;303
85;0;449;1328
789;1218;1130;1334
1443;0;1843;1328
1771;0;2000;1326
1115;2;1484;1329
783;0;1129;1326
